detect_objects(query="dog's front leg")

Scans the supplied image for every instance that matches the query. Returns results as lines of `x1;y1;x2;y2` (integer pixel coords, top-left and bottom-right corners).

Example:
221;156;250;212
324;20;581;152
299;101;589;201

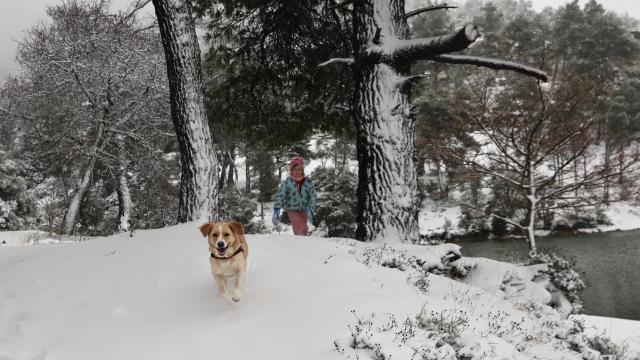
213;273;234;304
231;269;245;302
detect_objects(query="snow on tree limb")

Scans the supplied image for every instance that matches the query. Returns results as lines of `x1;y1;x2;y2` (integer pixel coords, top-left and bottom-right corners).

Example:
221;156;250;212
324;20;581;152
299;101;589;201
396;73;430;88
327;0;353;11
318;58;355;67
431;54;548;81
404;4;458;19
374;24;480;64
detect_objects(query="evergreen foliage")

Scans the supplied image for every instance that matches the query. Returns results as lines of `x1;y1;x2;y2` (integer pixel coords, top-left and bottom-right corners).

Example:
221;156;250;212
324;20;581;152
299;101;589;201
218;187;258;232
529;249;586;314
310;167;357;238
0;156;38;230
198;0;353;148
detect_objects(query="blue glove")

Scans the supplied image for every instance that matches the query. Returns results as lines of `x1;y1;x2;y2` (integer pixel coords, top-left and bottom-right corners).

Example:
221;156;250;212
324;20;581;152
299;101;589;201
272;208;281;226
306;209;313;225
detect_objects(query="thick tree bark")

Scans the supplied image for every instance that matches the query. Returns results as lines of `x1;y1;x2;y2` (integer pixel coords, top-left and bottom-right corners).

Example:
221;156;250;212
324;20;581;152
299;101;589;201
152;0;218;222
353;0;419;242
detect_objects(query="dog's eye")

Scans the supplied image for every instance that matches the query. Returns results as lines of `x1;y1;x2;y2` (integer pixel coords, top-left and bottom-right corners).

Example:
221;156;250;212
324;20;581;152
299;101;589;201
212;233;219;237
223;233;230;237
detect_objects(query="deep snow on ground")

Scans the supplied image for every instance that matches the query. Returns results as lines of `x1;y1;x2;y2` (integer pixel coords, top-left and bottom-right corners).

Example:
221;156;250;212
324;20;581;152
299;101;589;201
1;225;639;360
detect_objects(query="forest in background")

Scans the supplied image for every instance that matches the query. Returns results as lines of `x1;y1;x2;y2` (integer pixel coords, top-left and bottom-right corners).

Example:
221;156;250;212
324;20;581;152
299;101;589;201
1;0;639;244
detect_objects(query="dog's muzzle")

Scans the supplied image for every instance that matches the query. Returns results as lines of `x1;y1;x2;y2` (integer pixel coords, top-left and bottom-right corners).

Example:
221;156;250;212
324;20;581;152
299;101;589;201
216;242;228;256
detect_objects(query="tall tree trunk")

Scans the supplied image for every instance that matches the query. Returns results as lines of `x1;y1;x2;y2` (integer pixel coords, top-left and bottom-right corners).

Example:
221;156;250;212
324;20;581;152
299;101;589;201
227;145;236;186
62;156;97;234
353;0;419;243
618;143;625;185
603;140;611;205
116;170;132;232
525;167;537;254
153;0;218;222
62;121;108;234
245;154;251;195
113;135;132;232
218;156;228;190
524;201;537;254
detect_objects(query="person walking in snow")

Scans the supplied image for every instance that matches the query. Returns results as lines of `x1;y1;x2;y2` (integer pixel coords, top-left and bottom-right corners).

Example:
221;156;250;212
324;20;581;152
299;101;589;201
272;157;317;236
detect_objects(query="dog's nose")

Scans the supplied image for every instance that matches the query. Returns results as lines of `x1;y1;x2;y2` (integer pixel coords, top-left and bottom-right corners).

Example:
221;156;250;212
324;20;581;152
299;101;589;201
216;241;225;248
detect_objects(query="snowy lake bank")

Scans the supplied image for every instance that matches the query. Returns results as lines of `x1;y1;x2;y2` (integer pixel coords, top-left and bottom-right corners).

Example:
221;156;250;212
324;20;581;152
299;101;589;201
456;229;640;320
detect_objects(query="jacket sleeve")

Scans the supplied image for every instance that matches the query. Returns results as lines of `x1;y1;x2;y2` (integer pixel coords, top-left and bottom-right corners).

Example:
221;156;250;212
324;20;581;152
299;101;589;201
274;179;288;209
307;179;317;213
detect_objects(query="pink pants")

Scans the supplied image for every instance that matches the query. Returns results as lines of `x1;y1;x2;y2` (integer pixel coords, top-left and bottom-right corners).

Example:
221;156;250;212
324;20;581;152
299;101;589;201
287;210;309;236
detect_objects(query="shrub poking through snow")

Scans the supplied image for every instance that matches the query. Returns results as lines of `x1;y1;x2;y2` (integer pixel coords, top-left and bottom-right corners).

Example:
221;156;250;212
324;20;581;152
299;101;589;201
358;244;432;294
358;243;472;274
560;318;629;360
586;333;629;359
335;310;459;359
416;306;470;345
529;249;585;313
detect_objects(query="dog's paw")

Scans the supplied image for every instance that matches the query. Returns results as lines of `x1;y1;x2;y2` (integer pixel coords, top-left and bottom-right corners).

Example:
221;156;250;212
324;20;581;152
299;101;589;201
232;289;242;302
221;292;234;304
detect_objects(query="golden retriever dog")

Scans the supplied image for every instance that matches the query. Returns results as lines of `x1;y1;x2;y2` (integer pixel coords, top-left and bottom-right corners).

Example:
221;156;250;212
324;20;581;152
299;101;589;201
199;221;248;304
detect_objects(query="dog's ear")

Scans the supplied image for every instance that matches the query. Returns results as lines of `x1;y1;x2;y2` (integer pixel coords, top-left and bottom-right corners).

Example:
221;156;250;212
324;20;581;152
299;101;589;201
199;223;213;237
228;221;245;236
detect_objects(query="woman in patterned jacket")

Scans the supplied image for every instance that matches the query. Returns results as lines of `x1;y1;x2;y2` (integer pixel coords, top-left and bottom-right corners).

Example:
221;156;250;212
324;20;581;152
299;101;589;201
272;157;317;236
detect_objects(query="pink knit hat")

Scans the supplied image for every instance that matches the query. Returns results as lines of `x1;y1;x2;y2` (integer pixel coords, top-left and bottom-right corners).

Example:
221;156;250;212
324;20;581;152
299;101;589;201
289;157;305;181
289;156;305;171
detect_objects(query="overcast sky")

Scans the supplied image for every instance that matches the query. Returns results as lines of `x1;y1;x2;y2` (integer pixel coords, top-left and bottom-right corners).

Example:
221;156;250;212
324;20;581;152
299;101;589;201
1;0;640;81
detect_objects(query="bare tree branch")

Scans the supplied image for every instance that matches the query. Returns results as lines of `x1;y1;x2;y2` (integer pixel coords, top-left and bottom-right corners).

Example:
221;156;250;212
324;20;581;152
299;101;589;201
459;202;526;231
122;0;152;22
405;4;458;19
431;54;548;81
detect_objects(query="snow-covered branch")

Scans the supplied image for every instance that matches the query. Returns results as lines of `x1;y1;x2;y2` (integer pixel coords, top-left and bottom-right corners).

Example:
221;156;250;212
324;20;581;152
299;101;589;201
327;0;353;11
395;73;430;88
375;24;479;64
404;4;458;19
431;54;548;81
318;58;355;67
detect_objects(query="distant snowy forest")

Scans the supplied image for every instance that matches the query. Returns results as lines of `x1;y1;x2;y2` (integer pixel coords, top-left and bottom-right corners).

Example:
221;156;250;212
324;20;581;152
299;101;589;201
1;0;639;249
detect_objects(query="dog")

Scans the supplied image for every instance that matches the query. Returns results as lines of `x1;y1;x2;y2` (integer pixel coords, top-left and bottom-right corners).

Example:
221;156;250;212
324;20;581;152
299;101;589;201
199;221;248;304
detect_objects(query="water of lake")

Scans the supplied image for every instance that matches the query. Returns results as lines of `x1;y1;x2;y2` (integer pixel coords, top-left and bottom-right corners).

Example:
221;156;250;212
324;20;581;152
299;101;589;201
455;230;640;321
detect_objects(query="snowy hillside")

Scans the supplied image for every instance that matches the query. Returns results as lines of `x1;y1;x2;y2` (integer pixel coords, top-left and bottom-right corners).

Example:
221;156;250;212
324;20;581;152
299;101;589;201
1;225;639;360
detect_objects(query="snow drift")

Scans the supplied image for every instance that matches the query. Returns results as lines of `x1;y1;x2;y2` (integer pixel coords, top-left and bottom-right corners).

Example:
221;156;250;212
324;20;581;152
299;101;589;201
1;224;638;359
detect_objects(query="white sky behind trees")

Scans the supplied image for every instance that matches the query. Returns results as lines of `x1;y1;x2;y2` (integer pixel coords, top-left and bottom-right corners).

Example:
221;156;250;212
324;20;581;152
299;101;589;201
0;0;639;80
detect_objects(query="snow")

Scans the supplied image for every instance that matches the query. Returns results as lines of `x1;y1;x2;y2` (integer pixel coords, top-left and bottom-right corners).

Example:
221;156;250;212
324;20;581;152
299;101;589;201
1;224;638;359
589;202;640;232
419;201;463;238
578;315;640;357
0;231;69;246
